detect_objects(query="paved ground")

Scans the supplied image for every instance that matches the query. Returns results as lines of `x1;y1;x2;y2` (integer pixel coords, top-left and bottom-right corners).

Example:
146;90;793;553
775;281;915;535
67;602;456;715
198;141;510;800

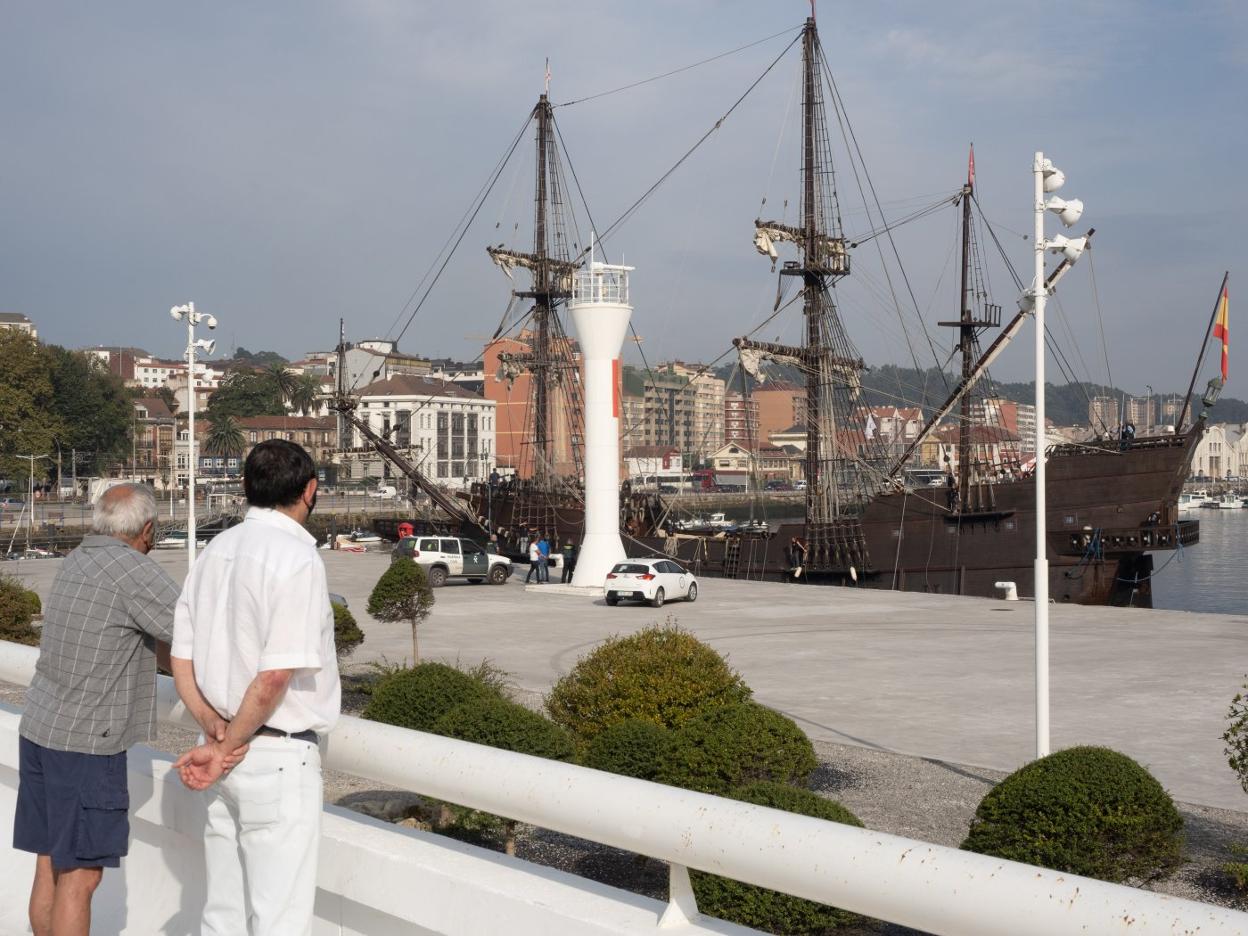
7;549;1248;811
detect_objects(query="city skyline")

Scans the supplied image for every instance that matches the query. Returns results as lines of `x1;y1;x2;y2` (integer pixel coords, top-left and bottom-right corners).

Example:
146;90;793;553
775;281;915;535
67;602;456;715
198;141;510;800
1;2;1243;392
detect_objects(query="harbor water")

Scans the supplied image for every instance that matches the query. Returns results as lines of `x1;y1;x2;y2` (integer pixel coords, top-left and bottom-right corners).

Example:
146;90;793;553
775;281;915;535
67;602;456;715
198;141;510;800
1152;508;1248;615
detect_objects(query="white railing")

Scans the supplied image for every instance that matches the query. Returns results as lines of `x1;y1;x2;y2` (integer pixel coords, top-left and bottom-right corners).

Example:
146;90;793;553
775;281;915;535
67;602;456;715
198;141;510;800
2;641;1245;936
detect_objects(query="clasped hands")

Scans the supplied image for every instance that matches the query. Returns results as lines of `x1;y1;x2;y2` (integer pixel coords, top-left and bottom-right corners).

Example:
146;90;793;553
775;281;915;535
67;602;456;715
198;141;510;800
173;713;249;791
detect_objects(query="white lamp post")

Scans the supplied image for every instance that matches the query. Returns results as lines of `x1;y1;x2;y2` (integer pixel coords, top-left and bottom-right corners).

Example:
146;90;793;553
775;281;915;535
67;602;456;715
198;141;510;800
1029;153;1086;758
170;302;217;570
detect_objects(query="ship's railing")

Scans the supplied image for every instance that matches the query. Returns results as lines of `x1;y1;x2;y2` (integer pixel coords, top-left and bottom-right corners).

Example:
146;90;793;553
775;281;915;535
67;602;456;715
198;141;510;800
1;642;1243;935
1048;433;1190;458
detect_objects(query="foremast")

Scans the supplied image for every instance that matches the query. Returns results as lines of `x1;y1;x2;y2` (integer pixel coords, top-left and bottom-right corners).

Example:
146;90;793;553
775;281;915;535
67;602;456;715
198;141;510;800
735;16;878;575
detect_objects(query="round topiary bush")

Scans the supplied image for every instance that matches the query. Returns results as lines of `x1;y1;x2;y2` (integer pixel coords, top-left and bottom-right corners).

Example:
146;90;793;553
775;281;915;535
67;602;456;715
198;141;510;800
655;702;818;795
0;576;40;647
20;589;41;618
332;602;364;659
960;745;1183;882
582;718;671;781
692;781;862;934
362;662;501;733
546;625;751;745
433;695;577;762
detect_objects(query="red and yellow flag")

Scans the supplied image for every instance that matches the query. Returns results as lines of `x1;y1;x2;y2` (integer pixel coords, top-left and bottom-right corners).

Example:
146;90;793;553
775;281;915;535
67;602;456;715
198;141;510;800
1213;282;1229;382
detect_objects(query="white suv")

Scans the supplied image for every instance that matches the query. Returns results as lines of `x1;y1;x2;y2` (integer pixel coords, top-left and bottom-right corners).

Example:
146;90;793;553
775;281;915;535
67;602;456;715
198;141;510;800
392;536;513;587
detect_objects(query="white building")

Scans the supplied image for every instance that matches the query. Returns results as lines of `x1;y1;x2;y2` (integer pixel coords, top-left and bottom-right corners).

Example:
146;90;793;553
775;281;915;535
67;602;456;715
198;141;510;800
0;313;36;339
340;374;496;489
1190;423;1235;479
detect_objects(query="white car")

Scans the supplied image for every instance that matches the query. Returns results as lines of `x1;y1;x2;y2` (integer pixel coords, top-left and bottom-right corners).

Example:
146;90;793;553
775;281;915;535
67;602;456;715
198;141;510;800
604;558;698;608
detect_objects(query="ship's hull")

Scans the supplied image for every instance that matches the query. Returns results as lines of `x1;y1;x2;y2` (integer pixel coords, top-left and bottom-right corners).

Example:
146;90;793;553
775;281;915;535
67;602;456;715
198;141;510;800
631;431;1201;607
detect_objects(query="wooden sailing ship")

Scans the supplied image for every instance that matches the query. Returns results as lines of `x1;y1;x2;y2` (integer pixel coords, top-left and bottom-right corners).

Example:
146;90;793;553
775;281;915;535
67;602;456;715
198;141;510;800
630;15;1204;607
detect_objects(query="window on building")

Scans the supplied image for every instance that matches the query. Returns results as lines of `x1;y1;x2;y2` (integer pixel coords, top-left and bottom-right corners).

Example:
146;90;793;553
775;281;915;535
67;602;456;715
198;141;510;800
249;431;257;442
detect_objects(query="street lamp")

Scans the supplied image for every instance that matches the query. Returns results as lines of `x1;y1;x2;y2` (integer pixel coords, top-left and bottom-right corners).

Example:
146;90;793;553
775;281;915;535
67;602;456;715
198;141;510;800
1026;152;1086;759
170;302;218;570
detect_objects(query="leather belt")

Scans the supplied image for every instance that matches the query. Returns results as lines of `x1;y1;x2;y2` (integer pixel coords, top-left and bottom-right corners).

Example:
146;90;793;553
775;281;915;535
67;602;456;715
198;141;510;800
254;725;318;744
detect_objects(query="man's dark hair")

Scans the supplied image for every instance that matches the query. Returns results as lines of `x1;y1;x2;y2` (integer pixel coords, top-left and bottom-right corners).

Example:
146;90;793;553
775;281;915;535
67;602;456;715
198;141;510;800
244;440;316;508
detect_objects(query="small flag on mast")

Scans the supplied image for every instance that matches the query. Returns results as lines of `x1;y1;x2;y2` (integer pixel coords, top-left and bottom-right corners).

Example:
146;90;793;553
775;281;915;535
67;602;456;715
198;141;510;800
1213;281;1230;382
967;144;975;188
544;58;551;95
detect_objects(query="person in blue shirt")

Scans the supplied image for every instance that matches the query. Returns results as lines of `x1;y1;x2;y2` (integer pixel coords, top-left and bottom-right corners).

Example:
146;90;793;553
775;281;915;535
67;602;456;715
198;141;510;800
536;535;550;583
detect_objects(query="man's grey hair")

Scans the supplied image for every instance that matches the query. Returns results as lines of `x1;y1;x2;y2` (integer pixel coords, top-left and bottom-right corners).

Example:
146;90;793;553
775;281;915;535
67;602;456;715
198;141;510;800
92;483;159;539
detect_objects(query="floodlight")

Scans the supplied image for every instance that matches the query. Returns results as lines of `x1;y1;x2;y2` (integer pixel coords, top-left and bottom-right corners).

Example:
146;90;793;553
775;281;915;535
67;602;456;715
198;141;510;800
1046;234;1087;263
1040;158;1065;192
194;338;216;356
170;304;190;321
1045;196;1083;227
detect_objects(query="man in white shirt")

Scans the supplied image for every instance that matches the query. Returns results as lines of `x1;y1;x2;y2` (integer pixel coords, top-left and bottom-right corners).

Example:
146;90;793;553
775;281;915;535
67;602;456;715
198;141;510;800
171;440;340;935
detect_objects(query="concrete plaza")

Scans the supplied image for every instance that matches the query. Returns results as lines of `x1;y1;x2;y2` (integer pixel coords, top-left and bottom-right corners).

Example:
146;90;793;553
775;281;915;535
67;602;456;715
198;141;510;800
7;549;1248;810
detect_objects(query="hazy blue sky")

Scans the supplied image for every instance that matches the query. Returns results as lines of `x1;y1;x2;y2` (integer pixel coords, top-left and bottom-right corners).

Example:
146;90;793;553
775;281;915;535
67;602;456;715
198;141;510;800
2;1;1243;392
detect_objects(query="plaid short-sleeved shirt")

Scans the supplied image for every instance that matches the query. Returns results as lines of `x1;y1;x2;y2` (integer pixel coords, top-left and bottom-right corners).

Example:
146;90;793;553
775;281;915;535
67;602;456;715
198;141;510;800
20;535;179;755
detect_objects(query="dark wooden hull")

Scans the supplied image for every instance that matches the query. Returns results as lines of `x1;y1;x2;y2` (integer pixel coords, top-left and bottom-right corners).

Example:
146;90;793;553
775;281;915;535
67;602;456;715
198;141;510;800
630;431;1202;608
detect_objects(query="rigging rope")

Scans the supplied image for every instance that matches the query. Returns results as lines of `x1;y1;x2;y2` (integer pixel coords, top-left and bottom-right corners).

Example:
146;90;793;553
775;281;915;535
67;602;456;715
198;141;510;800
555;25;801;109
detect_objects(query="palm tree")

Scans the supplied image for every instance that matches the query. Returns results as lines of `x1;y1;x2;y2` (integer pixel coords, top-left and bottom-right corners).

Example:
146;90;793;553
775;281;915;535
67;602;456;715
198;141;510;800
203;415;245;458
289;372;323;416
265;363;298;409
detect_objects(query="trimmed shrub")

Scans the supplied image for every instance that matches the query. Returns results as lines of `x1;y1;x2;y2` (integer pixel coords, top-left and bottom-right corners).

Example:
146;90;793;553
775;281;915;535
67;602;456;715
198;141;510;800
332;602;364;659
432;695;577;854
546;625;751;745
0;576;40;646
692;781;862;934
583;718;671;781
21;589;41;618
960;746;1183;882
367;559;434;664
362;662;501;733
433;695;577;763
656;702;818;795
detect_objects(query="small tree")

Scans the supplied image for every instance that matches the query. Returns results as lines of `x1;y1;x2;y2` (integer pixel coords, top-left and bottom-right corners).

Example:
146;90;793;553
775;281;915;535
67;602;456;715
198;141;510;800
367;560;434;664
1224;679;1248;793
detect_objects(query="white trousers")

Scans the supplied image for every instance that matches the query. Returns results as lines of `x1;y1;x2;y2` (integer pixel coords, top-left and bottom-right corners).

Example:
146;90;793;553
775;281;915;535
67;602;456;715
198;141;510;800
200;736;322;935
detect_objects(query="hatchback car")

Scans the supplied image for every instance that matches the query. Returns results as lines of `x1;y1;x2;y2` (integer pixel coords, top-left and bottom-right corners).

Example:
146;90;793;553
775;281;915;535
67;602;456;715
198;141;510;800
604;558;697;608
392;535;512;587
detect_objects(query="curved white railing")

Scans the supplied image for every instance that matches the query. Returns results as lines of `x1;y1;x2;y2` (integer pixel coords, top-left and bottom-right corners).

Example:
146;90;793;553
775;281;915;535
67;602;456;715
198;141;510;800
2;641;1244;936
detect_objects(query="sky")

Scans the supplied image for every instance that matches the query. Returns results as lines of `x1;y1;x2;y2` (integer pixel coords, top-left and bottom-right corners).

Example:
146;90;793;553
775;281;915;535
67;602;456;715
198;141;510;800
2;1;1244;394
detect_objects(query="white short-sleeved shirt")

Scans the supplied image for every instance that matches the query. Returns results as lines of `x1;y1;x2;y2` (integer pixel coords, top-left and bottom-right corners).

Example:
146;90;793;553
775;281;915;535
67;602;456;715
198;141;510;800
171;507;340;734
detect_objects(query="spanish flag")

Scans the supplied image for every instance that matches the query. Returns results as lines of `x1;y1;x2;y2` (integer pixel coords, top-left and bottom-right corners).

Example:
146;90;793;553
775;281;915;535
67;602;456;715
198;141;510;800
1213;282;1229;382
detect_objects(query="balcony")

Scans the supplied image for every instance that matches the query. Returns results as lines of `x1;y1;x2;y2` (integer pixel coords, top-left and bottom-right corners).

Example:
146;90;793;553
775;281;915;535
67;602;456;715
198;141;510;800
1;641;1243;935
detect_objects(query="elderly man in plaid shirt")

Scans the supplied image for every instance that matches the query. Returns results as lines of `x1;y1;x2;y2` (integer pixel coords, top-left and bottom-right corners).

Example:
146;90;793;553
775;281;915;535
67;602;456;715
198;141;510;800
12;484;240;936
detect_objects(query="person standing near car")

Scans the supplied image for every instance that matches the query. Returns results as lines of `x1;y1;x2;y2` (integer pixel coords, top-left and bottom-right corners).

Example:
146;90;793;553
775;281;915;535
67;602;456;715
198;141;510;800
537;534;551;583
525;536;540;584
171;440;340;936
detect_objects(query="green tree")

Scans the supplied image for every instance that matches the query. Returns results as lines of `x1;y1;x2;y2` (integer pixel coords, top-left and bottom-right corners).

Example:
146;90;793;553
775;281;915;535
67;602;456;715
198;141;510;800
367;559;435;664
266;363;298;409
47;346;132;468
203;416;245;459
206;371;286;420
0;331;62;487
289;373;322;416
231;347;289;368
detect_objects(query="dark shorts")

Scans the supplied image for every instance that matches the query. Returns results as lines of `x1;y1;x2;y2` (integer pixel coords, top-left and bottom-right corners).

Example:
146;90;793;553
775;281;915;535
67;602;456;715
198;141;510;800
14;736;130;870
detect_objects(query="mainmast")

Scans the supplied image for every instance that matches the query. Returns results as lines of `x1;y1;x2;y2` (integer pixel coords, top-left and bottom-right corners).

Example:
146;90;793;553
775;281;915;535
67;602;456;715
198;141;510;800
737;16;875;574
957;156;975;505
487;89;580;488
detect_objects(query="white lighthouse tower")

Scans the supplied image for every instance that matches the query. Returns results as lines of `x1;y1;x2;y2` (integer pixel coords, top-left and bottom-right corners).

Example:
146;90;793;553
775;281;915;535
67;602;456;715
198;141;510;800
569;256;633;588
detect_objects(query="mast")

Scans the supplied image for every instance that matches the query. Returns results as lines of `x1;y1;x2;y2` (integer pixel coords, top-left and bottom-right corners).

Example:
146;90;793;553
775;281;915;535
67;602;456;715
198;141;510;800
800;19;824;523
956;154;974;508
532;94;553;484
486;89;580;488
